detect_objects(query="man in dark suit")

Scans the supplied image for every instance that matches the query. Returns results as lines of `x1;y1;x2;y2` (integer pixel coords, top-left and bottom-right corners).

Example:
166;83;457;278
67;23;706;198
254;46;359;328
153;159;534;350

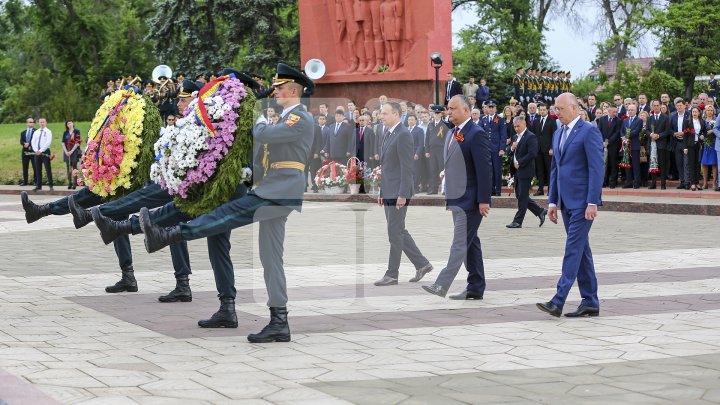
407;114;425;192
537;93;604;318
475;78;490;105
359;114;378;169
374;102;433;286
506;118;547;228
321;109;354;162
532;103;556;195
308;117;325;192
614;95;626;117
669;98;690;188
621;104;643;188
598;105;623;188
423;95;492;300
637;94;651;113
648;100;671;189
425;105;447;194
445;72;463;106
19;117;36;186
481;102;506;195
586;94;598;122
661;93;676;113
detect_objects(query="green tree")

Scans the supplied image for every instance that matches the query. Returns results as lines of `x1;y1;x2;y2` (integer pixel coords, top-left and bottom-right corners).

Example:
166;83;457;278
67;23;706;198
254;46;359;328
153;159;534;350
649;0;720;98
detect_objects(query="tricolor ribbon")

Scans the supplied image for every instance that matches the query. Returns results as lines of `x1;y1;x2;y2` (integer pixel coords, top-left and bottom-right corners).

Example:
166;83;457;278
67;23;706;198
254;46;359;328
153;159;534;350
95;88;135;164
193;73;235;137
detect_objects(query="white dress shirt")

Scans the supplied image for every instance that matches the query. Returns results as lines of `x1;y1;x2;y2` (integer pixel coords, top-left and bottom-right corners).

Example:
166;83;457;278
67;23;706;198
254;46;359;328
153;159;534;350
32;127;52;153
548;116;595;208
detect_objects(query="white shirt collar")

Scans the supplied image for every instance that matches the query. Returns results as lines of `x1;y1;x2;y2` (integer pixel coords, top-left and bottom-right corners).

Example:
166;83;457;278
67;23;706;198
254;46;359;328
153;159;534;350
456;117;472;132
389;121;401;133
564;116;581;132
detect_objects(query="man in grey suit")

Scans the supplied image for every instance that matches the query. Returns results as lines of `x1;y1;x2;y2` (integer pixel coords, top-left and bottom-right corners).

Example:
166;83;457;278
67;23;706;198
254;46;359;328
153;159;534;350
140;63;314;343
374;102;433;286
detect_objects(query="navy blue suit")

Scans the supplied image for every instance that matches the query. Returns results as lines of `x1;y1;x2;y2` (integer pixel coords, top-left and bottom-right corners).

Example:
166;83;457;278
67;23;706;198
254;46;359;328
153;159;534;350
433;119;492;294
621;116;643;187
481;115;506;194
511;130;544;225
548;118;604;309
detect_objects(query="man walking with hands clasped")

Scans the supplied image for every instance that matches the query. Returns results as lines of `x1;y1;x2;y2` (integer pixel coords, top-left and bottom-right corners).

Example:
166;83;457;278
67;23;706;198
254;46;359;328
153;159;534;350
374;102;433;287
537;93;604;318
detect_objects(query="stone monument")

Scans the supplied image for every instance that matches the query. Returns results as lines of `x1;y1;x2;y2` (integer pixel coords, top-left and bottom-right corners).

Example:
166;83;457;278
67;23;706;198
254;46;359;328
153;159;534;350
300;0;452;109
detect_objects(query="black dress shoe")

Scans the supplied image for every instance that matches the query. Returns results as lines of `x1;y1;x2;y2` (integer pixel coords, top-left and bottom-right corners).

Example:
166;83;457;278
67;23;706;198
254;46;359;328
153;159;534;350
676;184;685;189
19;182;26;186
648;184;656;189
622;184;632;189
139;207;182;253
505;222;522;228
564;305;599;317
373;275;398;286
422;283;448;297
609;185;616;189
536;301;562;317
539;209;547;227
533;191;544;196
449;289;483;300
409;263;433;282
661;185;667;190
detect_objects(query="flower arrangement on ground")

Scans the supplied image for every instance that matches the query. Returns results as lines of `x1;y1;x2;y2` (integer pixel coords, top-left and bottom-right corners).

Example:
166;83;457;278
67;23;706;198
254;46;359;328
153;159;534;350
344;157;365;184
79;87;161;198
150;76;255;216
315;161;348;191
365;165;382;187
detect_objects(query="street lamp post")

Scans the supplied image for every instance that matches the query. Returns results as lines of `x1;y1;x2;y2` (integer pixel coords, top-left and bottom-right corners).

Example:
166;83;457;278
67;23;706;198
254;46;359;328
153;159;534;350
430;52;443;105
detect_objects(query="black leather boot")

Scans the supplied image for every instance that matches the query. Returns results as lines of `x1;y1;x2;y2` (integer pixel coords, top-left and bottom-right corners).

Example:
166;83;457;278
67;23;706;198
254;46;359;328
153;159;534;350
158;275;192;302
92;207;133;245
139;207;182;253
21;191;50;223
247;307;291;343
68;195;93;229
105;266;138;293
198;298;238;328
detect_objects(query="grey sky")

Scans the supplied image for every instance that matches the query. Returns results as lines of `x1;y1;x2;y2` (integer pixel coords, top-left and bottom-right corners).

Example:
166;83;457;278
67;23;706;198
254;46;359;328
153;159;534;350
451;4;659;77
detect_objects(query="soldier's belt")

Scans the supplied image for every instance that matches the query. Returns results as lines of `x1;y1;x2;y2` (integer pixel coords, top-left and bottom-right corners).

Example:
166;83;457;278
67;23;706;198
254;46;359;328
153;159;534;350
269;161;305;171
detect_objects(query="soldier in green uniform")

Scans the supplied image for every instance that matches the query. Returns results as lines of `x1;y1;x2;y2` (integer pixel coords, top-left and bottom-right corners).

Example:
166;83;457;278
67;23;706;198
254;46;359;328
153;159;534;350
139;63;315;344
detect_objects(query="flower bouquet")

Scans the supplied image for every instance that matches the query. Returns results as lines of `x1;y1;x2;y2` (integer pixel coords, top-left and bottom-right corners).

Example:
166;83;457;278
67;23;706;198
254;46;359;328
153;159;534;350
705;120;716;148
79;87;161;198
150;76;256;216
649;123;659;175
619;128;632;169
364;165;382;194
345;157;364;194
315;161;348;194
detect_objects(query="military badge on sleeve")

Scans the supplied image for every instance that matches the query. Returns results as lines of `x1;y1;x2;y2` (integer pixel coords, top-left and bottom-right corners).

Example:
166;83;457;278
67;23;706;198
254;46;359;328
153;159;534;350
285;113;301;127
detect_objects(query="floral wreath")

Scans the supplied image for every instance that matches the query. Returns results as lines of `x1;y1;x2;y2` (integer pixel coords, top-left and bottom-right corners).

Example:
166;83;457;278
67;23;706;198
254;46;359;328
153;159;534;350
315;161;348;189
79;88;161;198
150;76;256;216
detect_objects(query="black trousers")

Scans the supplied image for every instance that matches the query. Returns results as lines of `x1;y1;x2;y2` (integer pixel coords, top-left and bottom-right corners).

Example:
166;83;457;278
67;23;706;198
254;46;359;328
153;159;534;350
674;146;686;186
625;149;641;187
427;148;444;193
535;152;551;190
308;157;322;191
34;153;53;188
21;152;35;184
606;143;621;186
513;176;544;225
49;187;132;270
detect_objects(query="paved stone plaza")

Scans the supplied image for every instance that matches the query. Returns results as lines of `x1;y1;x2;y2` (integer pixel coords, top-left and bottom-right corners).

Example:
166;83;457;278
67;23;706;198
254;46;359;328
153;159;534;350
1;194;719;404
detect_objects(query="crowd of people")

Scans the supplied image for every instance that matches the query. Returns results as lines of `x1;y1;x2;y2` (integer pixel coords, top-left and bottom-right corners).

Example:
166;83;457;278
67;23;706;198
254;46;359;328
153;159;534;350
294;71;720;195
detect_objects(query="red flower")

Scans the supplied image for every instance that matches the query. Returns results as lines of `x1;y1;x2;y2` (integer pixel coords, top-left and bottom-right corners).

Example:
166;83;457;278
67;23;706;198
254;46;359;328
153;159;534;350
548;114;558;119
620;114;628;119
683;127;695;135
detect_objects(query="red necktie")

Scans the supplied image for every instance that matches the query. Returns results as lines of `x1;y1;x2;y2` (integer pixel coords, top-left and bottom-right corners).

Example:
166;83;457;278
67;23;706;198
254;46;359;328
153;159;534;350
359;127;364;142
